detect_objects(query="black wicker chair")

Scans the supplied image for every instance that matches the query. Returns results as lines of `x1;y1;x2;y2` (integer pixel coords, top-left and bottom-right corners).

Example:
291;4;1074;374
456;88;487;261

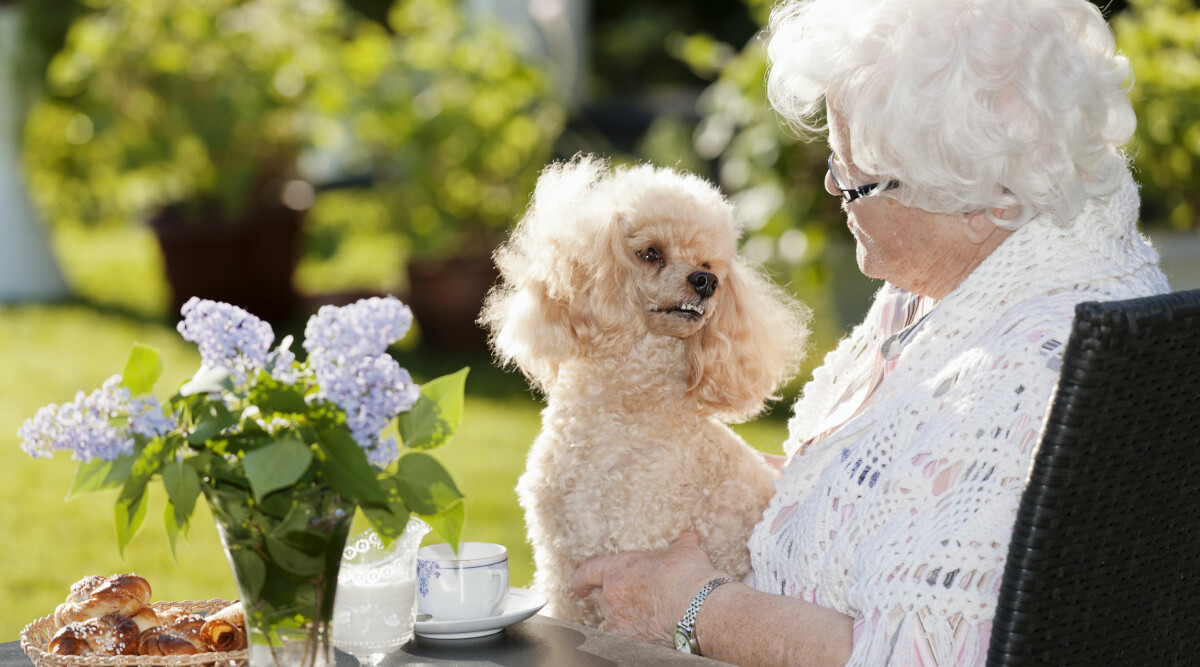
987;289;1200;666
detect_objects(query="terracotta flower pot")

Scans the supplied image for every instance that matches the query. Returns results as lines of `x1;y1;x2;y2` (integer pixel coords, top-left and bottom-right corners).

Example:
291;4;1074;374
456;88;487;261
150;203;302;322
405;256;499;351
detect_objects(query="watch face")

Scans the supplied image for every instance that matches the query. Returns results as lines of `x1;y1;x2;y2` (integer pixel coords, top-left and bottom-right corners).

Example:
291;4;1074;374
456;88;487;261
673;629;693;653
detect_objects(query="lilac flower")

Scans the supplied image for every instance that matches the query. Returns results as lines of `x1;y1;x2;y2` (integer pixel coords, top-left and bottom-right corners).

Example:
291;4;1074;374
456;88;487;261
364;436;400;469
128;395;175;440
177;297;275;385
302;296;421;466
18;375;143;462
312;353;420;467
303;297;414;363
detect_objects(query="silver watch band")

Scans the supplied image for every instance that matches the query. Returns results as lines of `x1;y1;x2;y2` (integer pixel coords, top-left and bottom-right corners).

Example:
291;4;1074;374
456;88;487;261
674;577;732;655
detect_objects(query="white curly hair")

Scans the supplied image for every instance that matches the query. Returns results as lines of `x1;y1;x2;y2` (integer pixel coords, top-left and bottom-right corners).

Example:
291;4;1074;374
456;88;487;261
766;0;1136;228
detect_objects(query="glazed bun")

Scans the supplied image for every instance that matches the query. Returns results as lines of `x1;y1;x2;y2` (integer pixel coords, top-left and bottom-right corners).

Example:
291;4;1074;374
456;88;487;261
49;614;140;656
54;574;152;628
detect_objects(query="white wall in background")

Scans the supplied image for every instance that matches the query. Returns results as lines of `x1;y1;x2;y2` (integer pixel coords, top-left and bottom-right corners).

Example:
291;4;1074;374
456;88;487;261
0;5;68;303
467;0;588;107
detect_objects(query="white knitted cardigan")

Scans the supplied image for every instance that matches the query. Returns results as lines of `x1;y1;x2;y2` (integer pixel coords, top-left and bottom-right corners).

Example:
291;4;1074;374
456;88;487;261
748;176;1170;666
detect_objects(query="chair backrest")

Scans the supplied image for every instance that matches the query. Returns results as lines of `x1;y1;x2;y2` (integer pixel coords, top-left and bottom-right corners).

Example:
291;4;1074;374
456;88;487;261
987;289;1200;666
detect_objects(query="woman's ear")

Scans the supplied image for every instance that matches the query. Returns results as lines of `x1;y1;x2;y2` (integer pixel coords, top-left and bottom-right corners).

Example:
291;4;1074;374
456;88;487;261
685;256;810;421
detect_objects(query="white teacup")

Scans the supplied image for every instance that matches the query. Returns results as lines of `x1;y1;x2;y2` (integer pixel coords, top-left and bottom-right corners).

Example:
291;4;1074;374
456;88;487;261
416;542;509;621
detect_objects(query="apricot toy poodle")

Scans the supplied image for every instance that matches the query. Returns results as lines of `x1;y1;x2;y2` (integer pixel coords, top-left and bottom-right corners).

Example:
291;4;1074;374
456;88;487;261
479;155;810;626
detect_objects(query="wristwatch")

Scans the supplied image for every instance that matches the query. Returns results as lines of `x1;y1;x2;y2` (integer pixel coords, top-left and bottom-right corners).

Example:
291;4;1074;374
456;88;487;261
673;577;732;655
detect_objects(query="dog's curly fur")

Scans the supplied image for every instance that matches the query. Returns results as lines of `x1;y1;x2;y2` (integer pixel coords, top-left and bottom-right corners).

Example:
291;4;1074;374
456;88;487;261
480;155;811;627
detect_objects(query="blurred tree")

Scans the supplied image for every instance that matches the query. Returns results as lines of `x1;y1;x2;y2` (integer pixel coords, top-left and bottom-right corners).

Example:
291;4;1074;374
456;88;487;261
344;0;565;260
22;0;355;228
589;0;755;98
1115;0;1200;229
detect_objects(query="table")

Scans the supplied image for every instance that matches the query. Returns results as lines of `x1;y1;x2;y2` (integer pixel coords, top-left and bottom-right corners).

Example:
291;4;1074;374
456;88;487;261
3;614;726;667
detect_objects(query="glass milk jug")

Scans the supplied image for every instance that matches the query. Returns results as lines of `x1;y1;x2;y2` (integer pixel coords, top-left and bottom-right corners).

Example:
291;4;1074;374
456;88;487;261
332;517;431;665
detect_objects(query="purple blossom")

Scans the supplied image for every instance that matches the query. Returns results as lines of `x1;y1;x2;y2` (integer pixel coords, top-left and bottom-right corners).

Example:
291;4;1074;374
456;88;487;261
311;353;420;467
303;297;414;362
17;375;161;462
301;296;421;467
364;436;400;469
128;395;175;439
177;297;275;385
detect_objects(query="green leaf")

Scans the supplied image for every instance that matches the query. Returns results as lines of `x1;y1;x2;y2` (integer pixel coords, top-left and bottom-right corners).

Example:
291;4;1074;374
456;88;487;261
393;451;463;515
161;459;201;522
243;437;313;501
228;546;267;600
114;491;149;557
421;499;465;552
360;477;411;545
121;343;163;396
163;500;189;560
68;453;136;499
124;437;170;496
314;429;386;504
110;436;172;555
188;401;238;444
264;535;325;577
397;367;469;450
249;373;308;414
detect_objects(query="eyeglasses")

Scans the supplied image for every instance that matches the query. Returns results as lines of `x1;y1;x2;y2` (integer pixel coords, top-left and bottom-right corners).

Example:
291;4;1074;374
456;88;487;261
827;153;899;203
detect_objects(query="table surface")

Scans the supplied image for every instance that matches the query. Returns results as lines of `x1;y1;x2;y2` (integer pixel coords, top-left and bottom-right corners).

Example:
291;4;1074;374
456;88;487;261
5;614;727;667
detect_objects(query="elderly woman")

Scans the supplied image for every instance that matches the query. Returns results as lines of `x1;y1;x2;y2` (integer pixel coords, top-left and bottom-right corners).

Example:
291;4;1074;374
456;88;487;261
571;0;1170;664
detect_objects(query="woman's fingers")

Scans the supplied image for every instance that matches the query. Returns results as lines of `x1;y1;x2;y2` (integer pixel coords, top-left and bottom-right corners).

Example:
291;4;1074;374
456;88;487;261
572;532;706;599
571;553;626;599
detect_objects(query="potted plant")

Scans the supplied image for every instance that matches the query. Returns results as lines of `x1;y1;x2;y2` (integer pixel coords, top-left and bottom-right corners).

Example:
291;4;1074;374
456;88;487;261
339;0;566;348
21;0;357;321
19;295;469;667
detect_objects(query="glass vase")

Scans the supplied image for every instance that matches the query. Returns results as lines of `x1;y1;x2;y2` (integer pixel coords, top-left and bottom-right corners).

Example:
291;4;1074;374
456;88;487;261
207;485;354;667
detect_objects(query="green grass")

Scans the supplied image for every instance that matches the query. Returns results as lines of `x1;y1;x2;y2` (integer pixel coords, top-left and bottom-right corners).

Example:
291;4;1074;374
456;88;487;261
0;238;791;640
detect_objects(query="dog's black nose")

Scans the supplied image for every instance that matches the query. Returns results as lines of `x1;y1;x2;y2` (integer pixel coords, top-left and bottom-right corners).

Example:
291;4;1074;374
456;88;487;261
688;271;718;298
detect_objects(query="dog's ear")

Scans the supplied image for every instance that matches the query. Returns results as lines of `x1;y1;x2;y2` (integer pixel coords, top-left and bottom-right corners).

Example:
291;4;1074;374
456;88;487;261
559;208;644;354
685;256;811;421
480;155;645;392
481;277;576;393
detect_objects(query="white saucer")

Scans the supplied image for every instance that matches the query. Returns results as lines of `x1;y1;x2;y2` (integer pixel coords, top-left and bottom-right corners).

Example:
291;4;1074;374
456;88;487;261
414;588;547;639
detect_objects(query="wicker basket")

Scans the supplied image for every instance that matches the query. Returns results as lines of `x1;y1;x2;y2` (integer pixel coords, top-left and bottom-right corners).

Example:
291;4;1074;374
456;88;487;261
20;600;248;667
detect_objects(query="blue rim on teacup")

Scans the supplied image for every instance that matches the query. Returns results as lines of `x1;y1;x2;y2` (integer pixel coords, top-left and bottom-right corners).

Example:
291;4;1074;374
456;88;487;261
418;542;508;567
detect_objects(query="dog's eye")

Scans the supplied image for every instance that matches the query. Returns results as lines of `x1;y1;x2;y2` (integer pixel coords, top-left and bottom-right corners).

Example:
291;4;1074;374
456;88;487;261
640;247;662;265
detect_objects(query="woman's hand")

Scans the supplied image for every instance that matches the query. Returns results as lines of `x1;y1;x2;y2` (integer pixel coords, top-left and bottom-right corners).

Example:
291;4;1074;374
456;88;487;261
570;532;728;646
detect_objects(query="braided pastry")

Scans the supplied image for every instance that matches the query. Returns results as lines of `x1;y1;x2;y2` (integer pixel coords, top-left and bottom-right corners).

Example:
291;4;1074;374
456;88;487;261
54;574;152;628
199;602;246;651
49;614;140;656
